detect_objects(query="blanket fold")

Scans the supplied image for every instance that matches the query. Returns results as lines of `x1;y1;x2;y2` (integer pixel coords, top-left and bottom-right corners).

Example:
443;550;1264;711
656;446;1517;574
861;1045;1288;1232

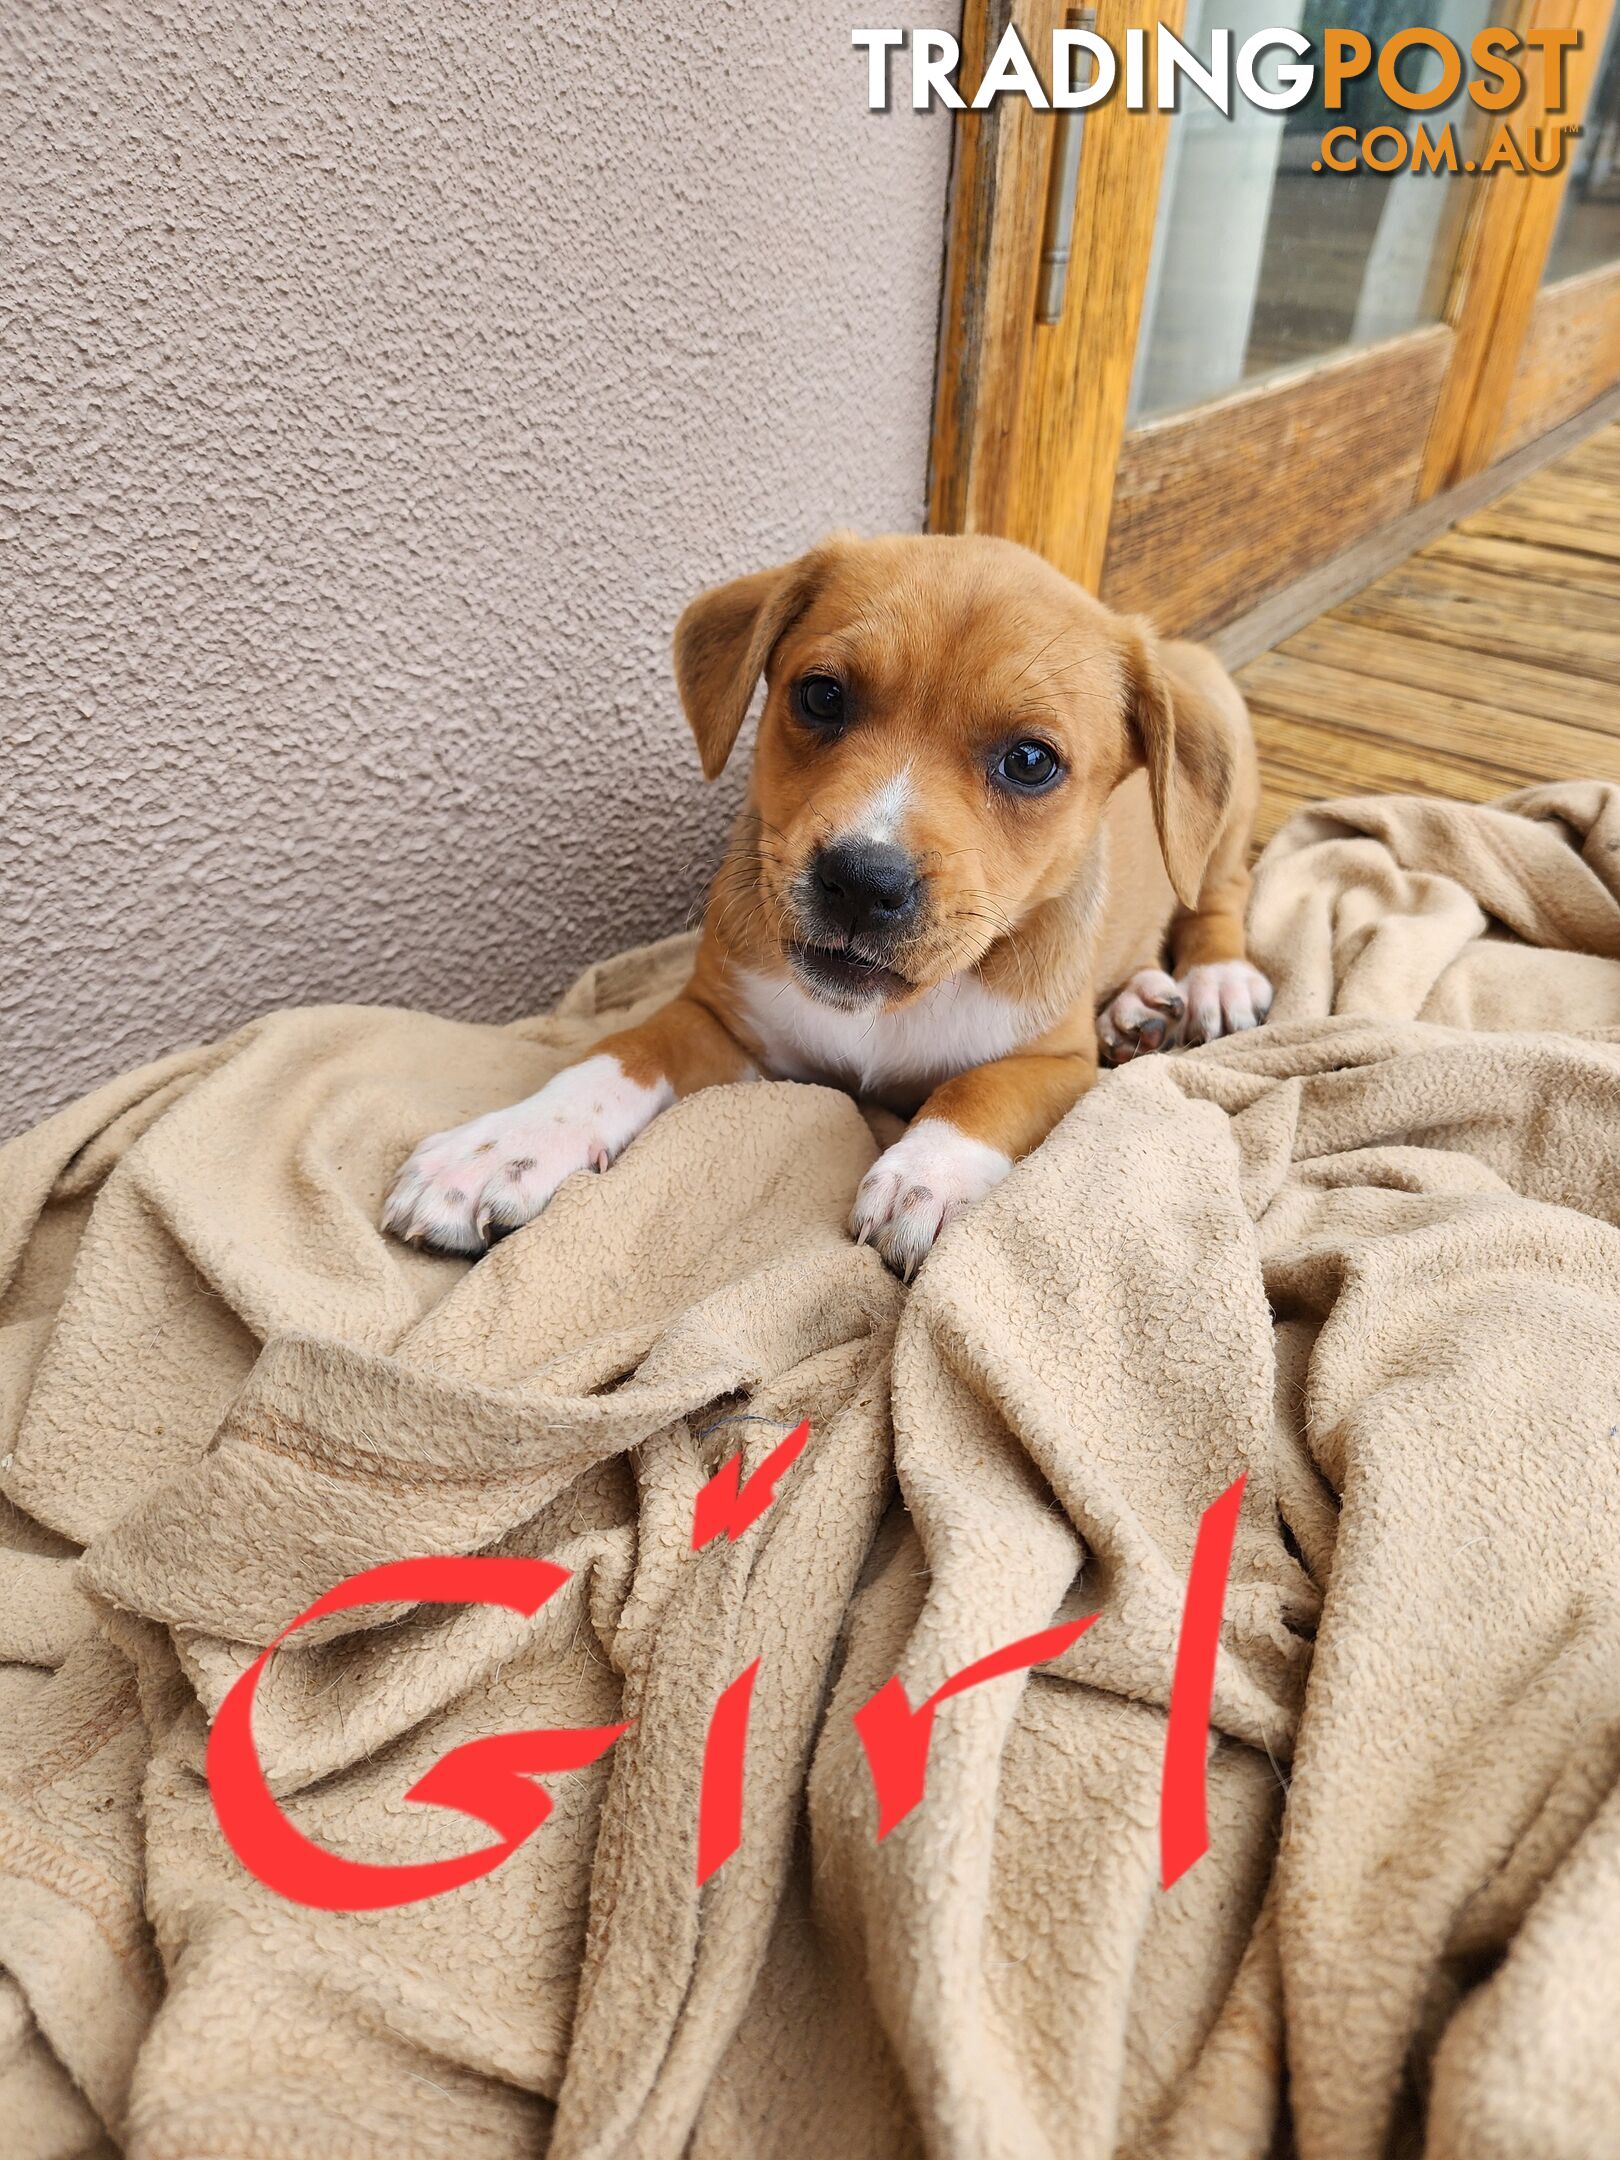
3;782;1619;2159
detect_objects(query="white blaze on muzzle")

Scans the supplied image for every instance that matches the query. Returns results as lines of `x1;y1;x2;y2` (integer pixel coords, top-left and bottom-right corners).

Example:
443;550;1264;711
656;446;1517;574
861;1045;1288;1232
847;763;915;848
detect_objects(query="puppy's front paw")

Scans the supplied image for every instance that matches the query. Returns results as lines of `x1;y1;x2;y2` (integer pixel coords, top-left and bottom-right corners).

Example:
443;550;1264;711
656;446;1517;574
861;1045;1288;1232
1179;960;1273;1047
1097;969;1185;1066
850;1118;1012;1281
383;1054;672;1255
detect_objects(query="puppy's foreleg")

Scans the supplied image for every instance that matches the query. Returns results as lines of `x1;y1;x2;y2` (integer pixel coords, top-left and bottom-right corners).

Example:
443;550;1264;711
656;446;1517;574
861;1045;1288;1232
1166;818;1272;1049
851;1048;1096;1279
1168;785;1253;971
1100;792;1272;1066
385;993;754;1253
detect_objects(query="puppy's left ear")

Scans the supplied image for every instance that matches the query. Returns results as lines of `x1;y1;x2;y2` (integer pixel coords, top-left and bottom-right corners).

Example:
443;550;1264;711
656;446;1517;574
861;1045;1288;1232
1123;622;1236;912
673;551;822;779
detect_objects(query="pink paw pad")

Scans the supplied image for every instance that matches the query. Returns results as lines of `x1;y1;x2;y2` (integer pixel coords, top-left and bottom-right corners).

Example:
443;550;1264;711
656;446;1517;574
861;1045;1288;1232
1097;969;1185;1065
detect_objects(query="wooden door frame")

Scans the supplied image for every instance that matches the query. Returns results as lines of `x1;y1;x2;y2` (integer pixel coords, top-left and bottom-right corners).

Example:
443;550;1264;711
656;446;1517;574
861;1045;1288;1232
1421;0;1615;487
930;0;1619;634
1492;5;1620;451
928;0;1185;588
1497;256;1620;448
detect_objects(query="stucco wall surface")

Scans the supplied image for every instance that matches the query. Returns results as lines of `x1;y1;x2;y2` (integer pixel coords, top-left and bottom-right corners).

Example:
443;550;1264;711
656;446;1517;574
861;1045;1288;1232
2;2;954;1137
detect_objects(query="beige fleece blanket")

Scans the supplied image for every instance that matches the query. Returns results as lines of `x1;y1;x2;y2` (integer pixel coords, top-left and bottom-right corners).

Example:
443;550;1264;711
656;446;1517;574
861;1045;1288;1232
3;780;1620;2160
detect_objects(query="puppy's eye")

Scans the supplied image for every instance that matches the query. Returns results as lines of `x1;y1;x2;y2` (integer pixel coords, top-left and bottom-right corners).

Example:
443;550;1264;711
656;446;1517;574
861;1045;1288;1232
995;738;1062;792
794;675;845;729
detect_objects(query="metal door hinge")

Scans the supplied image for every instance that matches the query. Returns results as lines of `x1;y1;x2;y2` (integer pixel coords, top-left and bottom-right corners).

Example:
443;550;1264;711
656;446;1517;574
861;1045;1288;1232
1037;7;1100;326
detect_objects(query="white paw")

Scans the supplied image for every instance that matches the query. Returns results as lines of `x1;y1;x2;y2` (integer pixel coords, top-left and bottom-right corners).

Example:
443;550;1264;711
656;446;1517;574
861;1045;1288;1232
850;1118;1012;1280
1179;960;1273;1047
383;1054;672;1255
1097;968;1185;1066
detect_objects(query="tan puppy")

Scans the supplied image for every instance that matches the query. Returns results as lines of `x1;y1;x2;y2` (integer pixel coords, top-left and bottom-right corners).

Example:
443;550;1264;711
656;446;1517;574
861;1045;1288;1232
384;534;1271;1276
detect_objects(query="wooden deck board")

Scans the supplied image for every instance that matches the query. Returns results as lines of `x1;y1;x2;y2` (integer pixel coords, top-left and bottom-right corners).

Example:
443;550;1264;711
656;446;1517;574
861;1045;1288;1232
1239;415;1620;843
1421;530;1620;598
1451;504;1620;563
1336;562;1620;687
1258;620;1620;737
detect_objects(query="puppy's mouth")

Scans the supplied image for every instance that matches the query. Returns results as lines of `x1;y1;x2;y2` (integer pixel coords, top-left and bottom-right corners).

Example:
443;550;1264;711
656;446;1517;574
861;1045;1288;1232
787;938;913;1007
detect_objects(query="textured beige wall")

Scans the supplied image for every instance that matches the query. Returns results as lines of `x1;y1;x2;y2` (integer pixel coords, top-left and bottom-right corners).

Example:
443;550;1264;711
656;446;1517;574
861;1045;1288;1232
2;3;954;1137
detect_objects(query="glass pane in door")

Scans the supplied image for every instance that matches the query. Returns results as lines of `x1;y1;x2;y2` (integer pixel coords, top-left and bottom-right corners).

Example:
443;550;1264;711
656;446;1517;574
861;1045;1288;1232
1128;0;1493;424
1543;8;1620;281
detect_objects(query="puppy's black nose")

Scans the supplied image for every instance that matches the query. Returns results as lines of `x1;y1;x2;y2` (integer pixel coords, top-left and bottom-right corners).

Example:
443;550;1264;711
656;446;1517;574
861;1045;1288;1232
812;840;920;937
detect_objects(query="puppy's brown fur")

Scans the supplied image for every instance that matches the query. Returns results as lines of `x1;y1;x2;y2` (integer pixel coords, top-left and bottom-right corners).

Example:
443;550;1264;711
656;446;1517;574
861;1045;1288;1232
384;534;1267;1273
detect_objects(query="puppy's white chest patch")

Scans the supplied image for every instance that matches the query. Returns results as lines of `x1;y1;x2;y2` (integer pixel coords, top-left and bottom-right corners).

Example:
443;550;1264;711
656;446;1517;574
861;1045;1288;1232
734;968;1035;1105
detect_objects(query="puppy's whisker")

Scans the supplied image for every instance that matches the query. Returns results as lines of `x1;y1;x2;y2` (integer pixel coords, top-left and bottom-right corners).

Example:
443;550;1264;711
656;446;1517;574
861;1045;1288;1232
1003;624;1084;692
709;878;775;953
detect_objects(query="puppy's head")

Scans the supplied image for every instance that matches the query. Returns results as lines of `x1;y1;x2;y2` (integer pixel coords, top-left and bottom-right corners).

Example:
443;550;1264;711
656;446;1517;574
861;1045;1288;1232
674;533;1231;1010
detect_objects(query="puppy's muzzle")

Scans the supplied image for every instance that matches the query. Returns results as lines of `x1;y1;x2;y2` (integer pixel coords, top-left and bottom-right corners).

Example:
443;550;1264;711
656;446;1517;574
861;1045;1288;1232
807;840;921;943
788;839;923;1006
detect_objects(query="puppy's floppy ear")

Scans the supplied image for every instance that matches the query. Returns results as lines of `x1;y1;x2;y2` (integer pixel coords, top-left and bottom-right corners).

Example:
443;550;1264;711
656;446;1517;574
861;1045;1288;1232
673;551;821;779
1122;620;1236;912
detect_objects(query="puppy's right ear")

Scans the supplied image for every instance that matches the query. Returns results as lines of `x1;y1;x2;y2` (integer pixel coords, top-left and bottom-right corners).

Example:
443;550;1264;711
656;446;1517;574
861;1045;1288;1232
673;555;817;779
